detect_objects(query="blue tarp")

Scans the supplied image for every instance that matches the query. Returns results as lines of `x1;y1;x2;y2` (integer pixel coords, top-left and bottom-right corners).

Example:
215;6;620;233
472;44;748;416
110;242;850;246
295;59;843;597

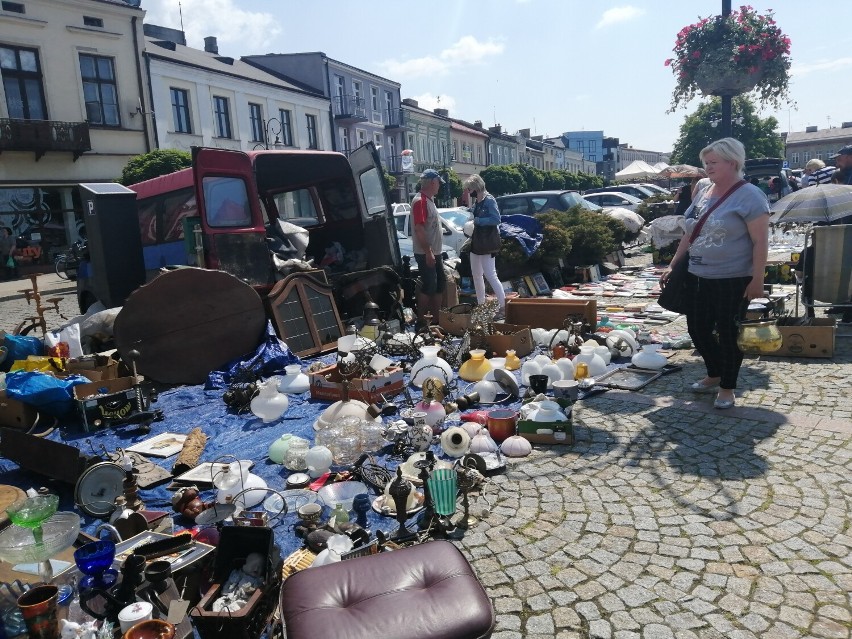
499;214;543;257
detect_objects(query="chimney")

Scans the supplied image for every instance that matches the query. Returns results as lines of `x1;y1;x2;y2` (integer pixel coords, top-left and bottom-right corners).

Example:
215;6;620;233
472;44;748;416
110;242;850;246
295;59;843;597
489;125;502;134
473;120;483;128
143;24;186;45
402;98;419;107
433;108;449;117
842;122;852;129
204;36;219;54
519;128;530;138
806;125;818;133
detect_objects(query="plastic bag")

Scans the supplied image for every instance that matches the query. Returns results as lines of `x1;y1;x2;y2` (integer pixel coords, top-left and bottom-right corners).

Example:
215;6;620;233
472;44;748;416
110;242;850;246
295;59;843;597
4;370;91;417
205;321;302;390
48;324;83;358
1;333;43;372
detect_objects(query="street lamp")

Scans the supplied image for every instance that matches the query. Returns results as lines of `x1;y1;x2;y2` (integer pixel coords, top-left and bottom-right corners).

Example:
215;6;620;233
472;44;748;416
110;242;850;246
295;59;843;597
253;118;284;150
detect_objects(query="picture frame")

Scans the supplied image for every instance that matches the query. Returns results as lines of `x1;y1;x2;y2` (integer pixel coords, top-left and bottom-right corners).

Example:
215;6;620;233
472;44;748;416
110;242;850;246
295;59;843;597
173;460;255;485
126;433;187;458
267;271;344;357
512;278;532;298
523;276;538;297
500;280;514;294
531;272;551;295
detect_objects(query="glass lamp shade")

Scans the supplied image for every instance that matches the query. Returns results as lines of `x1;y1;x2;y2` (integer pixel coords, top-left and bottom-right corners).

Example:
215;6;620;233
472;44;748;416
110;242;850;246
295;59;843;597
504;350;521;371
359;420;387;452
277;365;310;394
470;428;498;454
575;345;607;377
413;400;446;428
305;446;334;478
458;349;492;382
520;359;542;386
554;357;575;380
329;433;362;466
282;439;311;471
410;346;453;388
540;363;563;388
427;469;457;516
631;345;668;370
250;380;289;423
212;461;248;491
473;380;499;403
440;427;471;458
217;472;268;511
500;435;532;457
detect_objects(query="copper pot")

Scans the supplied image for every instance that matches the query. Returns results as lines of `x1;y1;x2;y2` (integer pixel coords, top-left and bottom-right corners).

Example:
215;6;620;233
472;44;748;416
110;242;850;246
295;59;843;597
486;409;518;443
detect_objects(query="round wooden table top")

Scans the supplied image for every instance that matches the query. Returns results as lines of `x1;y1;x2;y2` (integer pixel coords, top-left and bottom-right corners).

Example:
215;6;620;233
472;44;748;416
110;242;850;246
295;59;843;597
0;484;27;527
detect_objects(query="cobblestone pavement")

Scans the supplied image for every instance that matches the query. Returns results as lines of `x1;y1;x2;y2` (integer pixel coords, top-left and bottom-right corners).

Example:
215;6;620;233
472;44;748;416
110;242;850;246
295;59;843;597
2;260;851;638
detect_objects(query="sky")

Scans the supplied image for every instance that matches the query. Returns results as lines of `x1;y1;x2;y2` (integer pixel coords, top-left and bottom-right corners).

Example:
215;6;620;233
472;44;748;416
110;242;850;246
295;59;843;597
140;0;852;153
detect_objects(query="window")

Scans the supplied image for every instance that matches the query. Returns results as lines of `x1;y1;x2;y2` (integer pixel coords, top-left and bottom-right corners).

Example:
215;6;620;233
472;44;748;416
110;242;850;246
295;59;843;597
452;140;458;162
385;90;393;118
1;2;25;13
462;142;472;163
370;86;379;115
338;127;349;153
272;189;319;223
387;135;396;162
589;140;597;152
334;75;345;98
476;145;483;165
306;113;318;149
791;152;799;164
373;131;383;149
356;128;367;147
213;96;231;138
803;151;811;162
248;102;264;143
83;16;103;27
278;108;293;146
202;176;251;227
589;154;596;162
0;45;47;119
352;80;362;101
170;87;191;133
80;54;119;126
816;152;823;161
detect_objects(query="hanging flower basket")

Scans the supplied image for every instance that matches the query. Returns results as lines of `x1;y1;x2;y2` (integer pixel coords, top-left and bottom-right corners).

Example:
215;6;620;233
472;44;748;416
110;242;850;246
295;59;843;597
665;6;791;112
694;56;765;96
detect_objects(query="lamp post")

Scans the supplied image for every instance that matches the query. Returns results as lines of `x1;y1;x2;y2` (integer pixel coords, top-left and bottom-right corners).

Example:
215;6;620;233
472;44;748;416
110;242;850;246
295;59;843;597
720;0;733;138
253;118;284;150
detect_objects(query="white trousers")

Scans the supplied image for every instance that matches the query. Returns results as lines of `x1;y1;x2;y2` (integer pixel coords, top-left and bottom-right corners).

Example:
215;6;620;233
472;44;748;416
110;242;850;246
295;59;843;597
470;252;506;309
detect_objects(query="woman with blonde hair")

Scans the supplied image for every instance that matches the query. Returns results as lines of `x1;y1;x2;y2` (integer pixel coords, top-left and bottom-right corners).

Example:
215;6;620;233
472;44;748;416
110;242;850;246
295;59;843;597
462;174;505;315
660;138;769;409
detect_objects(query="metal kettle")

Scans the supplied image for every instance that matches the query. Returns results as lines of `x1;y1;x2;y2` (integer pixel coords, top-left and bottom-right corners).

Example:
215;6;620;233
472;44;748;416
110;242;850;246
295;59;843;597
736;318;783;355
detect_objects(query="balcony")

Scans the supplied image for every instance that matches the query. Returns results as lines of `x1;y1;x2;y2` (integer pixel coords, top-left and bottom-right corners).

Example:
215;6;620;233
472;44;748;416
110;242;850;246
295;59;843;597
384;108;406;130
0;118;91;161
333;95;367;123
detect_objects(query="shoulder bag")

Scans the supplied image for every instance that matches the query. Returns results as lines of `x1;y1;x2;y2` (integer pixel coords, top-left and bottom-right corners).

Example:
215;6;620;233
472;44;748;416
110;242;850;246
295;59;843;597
470;197;502;255
657;180;746;313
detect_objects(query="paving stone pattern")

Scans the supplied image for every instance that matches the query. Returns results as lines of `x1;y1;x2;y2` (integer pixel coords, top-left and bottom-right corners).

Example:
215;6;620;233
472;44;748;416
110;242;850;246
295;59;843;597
2;261;851;638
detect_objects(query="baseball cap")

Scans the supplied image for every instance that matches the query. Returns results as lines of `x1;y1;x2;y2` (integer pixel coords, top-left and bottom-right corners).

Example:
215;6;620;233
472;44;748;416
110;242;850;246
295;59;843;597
420;168;446;183
829;144;852;159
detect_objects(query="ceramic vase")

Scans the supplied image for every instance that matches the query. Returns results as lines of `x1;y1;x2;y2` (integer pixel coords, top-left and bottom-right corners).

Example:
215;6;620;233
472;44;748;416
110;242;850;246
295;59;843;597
305;446;334;478
458;349;492;382
276;365;310;394
631;344;667;370
268;434;294;464
250;379;289;423
414;400;446;428
410;345;453;388
574;344;607;377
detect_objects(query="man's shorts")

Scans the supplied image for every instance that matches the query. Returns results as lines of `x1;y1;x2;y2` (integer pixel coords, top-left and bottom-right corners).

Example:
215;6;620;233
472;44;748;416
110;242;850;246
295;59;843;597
414;253;445;295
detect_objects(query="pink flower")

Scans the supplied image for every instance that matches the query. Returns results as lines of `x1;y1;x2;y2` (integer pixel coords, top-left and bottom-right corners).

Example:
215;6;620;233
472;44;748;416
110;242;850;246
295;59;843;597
692;50;701;59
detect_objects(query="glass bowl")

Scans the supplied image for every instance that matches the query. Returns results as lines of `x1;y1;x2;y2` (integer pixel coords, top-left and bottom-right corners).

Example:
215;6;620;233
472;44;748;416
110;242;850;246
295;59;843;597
317;481;369;510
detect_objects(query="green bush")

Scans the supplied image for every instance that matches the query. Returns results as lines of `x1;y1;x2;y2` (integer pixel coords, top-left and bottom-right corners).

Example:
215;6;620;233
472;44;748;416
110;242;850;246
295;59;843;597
119;149;192;185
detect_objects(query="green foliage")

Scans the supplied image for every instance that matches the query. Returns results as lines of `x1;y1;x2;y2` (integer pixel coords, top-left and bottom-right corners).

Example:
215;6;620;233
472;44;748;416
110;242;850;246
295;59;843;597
119;149;192;186
538;208;620;266
542;170;565;190
383;169;397;194
480;165;526;196
515;164;545;191
670;96;784;166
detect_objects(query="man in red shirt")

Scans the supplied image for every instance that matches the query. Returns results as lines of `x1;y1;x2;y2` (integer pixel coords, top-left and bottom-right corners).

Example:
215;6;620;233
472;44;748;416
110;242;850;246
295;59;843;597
412;169;446;325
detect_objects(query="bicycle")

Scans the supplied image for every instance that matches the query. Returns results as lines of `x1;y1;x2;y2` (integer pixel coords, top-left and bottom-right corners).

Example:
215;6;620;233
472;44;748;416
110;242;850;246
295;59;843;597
54;239;86;281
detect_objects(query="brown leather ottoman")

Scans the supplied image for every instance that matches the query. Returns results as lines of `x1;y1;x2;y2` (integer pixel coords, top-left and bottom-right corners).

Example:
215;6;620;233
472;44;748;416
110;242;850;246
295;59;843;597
280;540;495;639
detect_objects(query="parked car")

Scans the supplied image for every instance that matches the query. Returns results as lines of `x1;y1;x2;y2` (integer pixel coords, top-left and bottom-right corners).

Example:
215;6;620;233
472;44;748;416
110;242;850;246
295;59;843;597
583;191;644;213
744;158;792;201
636;183;672;197
495;190;602;216
437;206;472;230
584;184;656;200
391;202;411;216
394;208;468;254
396;230;458;264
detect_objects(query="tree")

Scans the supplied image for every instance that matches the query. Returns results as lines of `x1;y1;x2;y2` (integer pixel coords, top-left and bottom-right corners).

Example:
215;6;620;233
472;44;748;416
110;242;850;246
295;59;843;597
383;169;396;195
481;165;525;195
670;96;784;166
543;170;566;190
514;163;545;191
119;149;192;185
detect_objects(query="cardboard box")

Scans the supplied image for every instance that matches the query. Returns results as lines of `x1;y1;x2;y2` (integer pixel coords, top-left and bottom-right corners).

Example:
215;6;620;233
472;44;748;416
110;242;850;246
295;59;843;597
0;390;38;430
308;364;404;404
73;377;143;431
766;318;836;358
506;298;597;331
471;322;534;358
517;399;575;445
438;304;475;336
65;357;119;382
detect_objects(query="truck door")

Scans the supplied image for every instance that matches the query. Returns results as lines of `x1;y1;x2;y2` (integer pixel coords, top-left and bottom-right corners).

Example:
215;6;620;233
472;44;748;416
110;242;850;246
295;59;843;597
191;147;272;286
349;142;401;269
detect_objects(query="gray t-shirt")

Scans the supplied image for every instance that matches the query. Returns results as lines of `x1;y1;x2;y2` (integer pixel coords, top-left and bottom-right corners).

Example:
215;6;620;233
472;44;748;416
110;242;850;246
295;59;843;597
685;182;769;279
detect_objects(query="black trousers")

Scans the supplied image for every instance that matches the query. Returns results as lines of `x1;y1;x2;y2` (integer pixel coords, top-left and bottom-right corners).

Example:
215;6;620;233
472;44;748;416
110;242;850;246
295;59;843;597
684;273;751;390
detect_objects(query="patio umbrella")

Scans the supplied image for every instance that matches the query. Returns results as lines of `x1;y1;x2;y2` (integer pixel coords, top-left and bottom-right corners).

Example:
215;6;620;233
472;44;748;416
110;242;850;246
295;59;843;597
659;164;706;179
770;184;852;224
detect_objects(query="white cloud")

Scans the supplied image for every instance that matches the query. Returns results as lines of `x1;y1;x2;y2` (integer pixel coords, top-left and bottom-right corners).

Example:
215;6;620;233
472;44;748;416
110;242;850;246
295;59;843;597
791;57;852;77
379;36;504;78
411;93;457;113
142;0;282;54
595;6;645;29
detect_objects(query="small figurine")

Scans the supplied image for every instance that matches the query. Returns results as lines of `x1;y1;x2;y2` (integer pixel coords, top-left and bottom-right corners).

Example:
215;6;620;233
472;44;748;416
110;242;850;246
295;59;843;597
60;619;98;639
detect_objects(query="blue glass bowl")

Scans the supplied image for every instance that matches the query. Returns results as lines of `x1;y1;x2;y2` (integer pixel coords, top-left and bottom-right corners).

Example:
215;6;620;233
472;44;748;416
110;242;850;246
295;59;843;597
73;540;118;590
